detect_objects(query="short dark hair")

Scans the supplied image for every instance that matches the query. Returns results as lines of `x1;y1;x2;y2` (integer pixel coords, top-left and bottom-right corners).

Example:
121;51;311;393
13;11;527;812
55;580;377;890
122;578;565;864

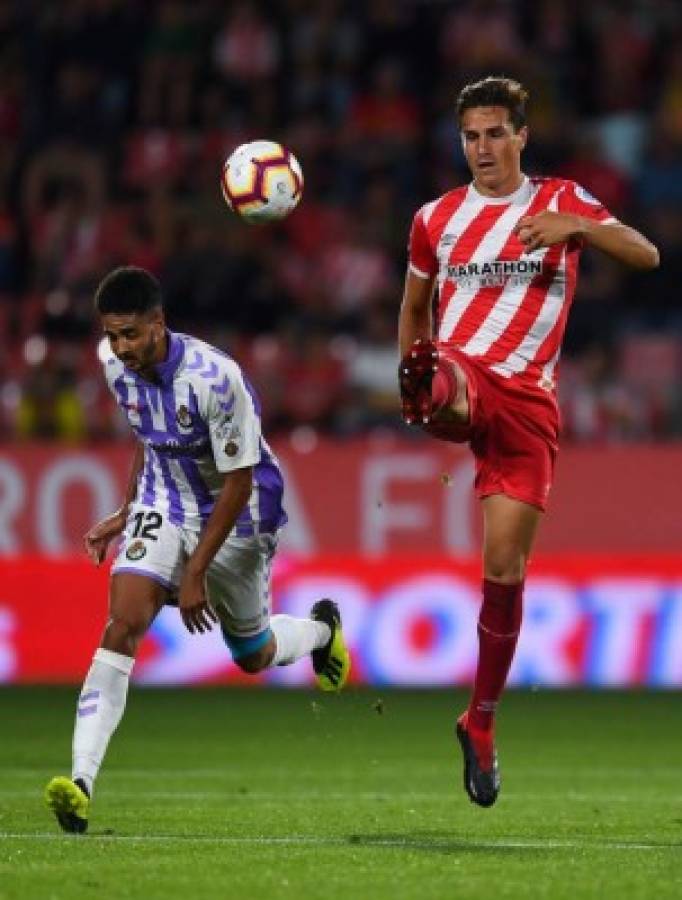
94;266;163;315
456;76;529;132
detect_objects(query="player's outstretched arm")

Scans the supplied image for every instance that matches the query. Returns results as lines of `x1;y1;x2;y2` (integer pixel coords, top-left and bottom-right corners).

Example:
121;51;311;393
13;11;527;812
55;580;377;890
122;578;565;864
573;219;659;270
83;443;144;565
515;212;659;269
178;466;253;634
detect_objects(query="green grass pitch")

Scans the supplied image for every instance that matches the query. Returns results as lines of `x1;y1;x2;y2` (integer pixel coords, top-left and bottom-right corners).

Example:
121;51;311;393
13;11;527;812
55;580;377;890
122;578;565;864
1;687;681;899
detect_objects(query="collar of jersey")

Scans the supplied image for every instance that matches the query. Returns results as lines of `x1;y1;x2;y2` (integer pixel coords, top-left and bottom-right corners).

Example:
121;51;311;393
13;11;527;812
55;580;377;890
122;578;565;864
153;330;185;385
468;174;530;205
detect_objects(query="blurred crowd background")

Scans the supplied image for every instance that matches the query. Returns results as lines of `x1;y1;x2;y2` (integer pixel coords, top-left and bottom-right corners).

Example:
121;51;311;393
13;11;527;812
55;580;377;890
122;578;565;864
0;0;681;444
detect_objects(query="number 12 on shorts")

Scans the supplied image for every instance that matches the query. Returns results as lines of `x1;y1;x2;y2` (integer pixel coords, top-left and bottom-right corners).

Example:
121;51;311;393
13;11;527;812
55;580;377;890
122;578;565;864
131;510;162;541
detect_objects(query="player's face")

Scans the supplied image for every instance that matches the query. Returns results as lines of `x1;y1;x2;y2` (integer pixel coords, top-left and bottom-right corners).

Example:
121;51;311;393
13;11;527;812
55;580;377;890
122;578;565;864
460;106;527;196
101;310;166;375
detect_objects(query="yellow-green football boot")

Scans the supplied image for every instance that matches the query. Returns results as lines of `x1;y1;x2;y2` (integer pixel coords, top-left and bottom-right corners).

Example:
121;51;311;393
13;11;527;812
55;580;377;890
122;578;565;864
310;599;350;692
45;776;90;834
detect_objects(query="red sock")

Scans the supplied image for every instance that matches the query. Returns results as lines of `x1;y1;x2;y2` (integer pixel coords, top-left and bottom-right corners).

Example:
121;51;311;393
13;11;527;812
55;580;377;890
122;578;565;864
431;361;458;411
467;579;523;733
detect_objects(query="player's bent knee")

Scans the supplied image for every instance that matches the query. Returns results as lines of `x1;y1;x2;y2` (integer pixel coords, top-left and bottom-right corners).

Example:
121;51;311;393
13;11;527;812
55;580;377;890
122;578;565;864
102;616;149;656
233;647;273;674
223;627;275;673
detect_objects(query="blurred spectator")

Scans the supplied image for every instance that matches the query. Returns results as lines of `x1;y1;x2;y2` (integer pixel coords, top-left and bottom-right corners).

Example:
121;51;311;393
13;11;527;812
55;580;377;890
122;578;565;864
318;219;395;327
635;127;682;209
138;0;201;127
280;329;347;431
625;206;682;328
348;60;420;148
657;39;682;141
559;343;649;443
561;131;632;218
0;200;19;294
440;0;523;75
588;3;656;115
15;356;86;442
212;3;280;89
343;300;400;431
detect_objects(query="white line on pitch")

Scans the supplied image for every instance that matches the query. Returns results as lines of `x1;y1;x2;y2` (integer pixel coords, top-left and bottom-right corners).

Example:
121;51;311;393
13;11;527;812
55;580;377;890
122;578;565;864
0;833;678;851
5;767;682;778
2;790;681;804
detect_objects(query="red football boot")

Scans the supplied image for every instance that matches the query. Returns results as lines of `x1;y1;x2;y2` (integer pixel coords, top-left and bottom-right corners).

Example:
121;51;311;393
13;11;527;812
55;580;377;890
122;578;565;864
398;338;439;425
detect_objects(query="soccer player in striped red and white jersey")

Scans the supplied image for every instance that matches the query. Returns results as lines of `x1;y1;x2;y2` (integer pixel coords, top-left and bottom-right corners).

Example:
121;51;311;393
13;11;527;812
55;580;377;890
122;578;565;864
398;76;659;808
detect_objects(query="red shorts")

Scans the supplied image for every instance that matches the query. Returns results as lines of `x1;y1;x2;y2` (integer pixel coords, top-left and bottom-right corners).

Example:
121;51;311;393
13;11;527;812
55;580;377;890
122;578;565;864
424;345;559;511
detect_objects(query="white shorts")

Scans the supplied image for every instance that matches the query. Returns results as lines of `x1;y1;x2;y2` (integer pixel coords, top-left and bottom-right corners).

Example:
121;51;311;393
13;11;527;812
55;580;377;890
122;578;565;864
112;503;277;640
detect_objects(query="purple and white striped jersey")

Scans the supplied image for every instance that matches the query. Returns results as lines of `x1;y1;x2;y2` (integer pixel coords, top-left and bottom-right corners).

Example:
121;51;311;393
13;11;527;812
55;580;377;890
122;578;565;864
103;331;287;536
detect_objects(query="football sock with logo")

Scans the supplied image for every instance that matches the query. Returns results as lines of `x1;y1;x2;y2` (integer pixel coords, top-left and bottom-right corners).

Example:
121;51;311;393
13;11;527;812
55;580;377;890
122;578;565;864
467;579;524;733
270;615;331;666
72;648;134;796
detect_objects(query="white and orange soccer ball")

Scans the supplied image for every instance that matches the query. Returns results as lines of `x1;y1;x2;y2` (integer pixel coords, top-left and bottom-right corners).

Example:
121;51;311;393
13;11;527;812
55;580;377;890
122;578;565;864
221;140;303;223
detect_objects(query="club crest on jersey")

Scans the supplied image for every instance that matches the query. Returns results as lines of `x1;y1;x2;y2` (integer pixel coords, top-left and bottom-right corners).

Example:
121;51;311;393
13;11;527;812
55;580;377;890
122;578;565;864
176;405;194;429
215;421;240;440
125;540;147;561
224;441;239;457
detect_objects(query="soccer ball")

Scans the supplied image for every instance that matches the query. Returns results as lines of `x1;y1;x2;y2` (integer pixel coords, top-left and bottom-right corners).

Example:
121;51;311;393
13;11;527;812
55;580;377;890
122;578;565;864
221;140;304;223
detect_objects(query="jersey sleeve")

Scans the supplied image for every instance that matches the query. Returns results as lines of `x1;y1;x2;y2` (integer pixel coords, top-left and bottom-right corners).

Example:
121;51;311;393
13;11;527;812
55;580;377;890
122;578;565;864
559;181;619;225
408;206;438;279
205;359;261;473
101;352;122;395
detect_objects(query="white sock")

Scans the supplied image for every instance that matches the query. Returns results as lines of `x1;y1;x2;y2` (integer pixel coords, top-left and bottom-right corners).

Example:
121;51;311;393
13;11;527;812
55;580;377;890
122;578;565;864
72;648;134;796
269;615;330;667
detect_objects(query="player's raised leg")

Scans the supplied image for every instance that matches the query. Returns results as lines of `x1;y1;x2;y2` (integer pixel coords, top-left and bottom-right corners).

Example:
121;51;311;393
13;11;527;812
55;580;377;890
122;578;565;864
206;536;350;691
45;573;168;833
457;494;540;807
224;606;349;692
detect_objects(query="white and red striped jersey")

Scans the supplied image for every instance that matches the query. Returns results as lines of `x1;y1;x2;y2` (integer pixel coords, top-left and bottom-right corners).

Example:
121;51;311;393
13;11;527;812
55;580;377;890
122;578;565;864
408;176;617;388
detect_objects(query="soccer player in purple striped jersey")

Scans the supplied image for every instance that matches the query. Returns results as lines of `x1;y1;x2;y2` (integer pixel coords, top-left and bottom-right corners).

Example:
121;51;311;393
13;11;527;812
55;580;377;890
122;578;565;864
45;266;350;834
